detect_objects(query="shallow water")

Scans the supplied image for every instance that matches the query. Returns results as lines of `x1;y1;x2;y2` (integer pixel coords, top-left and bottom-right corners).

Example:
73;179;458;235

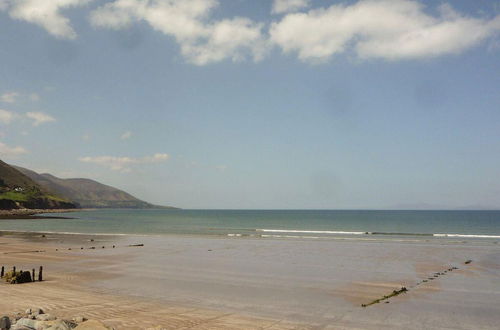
1;209;499;241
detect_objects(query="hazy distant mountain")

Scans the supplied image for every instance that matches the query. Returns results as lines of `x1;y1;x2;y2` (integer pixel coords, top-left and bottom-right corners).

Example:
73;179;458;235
14;165;174;209
389;203;448;210
0;160;76;210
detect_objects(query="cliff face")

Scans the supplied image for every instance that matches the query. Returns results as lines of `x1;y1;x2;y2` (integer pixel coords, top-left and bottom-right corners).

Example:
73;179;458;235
14;166;172;209
0;160;77;210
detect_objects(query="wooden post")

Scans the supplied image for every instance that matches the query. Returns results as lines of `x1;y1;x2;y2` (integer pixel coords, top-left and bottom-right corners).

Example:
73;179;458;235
1;266;4;278
32;269;35;282
13;266;16;274
38;266;43;282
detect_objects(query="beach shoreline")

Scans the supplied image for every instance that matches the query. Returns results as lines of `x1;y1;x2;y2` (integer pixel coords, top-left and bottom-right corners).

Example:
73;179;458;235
1;230;499;329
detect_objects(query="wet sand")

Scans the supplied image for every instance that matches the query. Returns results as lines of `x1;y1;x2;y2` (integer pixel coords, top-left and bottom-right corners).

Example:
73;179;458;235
0;234;309;329
1;232;499;329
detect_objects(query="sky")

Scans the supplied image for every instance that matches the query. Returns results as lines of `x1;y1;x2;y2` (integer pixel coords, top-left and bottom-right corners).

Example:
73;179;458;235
0;0;499;209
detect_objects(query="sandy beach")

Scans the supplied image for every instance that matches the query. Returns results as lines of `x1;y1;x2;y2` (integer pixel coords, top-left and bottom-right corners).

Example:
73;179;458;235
0;233;310;329
1;232;499;329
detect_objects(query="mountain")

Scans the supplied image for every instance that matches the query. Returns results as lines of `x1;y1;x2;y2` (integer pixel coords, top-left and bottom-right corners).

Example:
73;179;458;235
0;160;77;210
14;165;173;209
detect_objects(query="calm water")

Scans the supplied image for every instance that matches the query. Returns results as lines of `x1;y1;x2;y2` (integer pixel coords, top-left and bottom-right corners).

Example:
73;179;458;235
1;209;499;239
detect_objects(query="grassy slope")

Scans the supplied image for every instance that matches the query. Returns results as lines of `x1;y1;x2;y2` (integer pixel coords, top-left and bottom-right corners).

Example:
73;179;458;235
0;160;40;191
0;160;76;209
0;191;30;202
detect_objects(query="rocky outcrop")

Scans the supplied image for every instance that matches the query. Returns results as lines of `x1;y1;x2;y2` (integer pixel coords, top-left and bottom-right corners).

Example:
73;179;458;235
0;199;17;210
2;308;114;330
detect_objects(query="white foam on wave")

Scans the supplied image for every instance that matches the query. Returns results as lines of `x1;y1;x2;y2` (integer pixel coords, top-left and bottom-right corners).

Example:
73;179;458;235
433;233;500;238
260;234;322;239
257;229;368;235
259;234;425;242
257;229;499;239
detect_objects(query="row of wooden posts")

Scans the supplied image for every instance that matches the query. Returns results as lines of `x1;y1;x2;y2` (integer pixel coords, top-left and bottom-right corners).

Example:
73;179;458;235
1;265;43;282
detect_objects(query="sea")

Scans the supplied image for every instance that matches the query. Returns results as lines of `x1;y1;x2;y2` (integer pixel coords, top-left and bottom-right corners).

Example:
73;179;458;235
1;209;499;241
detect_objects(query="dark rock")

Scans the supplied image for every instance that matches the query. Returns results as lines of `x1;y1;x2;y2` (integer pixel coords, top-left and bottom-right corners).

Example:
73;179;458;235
0;316;11;330
0;199;18;210
16;271;32;284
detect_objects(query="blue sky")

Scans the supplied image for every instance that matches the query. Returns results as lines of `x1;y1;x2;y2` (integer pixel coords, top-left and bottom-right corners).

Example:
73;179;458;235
0;0;499;209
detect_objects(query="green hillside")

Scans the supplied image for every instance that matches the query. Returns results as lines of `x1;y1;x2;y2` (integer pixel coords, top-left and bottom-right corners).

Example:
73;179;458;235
14;165;174;209
0;160;77;210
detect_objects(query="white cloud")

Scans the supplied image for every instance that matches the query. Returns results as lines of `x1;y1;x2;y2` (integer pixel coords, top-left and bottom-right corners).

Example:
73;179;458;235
0;141;28;157
270;0;500;62
272;0;310;15
182;17;268;65
26;111;56;126
1;0;498;64
1;91;41;103
1;92;19;103
79;153;169;172
90;0;267;65
0;0;93;39
0;109;15;124
120;131;132;140
79;156;137;172
144;153;169;162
